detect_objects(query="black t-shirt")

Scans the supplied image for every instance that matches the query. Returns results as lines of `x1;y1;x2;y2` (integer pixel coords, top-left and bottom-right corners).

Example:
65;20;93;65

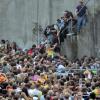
76;5;87;17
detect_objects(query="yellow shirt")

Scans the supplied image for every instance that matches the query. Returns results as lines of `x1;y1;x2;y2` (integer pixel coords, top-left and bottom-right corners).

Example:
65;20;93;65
46;48;54;57
93;88;100;97
41;84;49;89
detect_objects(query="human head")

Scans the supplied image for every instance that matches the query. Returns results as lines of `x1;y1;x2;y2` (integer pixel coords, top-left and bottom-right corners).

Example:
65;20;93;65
79;0;84;5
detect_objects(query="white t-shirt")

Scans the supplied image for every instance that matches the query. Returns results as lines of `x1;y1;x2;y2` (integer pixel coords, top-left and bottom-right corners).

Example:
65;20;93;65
32;88;42;97
28;89;34;97
16;64;22;69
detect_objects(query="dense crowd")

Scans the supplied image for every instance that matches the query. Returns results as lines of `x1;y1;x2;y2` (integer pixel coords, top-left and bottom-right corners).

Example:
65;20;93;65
0;0;100;100
0;38;100;100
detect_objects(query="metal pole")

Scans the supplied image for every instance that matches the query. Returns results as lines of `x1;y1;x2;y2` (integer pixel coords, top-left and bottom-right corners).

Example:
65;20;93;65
93;0;97;56
37;0;39;45
24;0;27;47
93;0;95;55
94;0;98;57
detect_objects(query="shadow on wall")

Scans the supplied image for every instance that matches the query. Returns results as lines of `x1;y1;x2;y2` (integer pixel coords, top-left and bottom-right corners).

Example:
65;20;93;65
90;4;100;57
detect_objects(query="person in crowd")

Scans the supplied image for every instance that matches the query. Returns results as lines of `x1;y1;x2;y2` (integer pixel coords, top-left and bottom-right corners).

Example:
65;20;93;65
0;39;100;100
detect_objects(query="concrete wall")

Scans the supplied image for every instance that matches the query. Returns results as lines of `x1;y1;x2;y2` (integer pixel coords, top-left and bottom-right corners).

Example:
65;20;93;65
0;0;50;49
0;0;100;59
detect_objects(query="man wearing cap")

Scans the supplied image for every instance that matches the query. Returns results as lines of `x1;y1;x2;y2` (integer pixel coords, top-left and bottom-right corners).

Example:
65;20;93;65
75;0;88;33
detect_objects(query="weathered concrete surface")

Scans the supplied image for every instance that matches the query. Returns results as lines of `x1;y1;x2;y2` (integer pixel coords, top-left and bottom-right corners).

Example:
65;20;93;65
0;0;100;59
0;0;50;49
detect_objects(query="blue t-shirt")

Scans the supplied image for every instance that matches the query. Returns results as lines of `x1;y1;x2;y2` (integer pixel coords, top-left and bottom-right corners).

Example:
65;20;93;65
76;5;87;17
40;95;45;100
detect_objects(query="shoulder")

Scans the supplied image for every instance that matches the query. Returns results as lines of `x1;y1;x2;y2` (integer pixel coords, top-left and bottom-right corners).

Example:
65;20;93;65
84;6;87;9
76;5;80;9
40;95;45;100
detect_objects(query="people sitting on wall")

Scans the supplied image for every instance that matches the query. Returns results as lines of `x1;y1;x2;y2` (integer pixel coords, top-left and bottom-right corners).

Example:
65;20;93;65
43;0;89;45
44;25;58;44
59;10;77;38
44;10;77;45
44;25;60;53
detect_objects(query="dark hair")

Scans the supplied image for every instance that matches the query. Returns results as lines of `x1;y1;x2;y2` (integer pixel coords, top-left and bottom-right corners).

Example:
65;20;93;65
42;88;47;98
24;77;29;83
85;82;91;88
89;92;96;99
57;76;60;80
3;62;7;66
13;84;17;89
25;83;32;89
32;44;36;48
46;95;51;100
57;19;61;23
59;80;64;86
2;89;7;95
1;82;8;89
1;40;5;44
22;87;29;97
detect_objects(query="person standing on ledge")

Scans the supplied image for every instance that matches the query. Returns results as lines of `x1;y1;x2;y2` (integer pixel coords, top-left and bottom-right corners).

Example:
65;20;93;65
75;0;88;34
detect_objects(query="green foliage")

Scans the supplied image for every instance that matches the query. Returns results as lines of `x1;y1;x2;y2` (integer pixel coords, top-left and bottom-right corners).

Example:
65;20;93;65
32;22;43;34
